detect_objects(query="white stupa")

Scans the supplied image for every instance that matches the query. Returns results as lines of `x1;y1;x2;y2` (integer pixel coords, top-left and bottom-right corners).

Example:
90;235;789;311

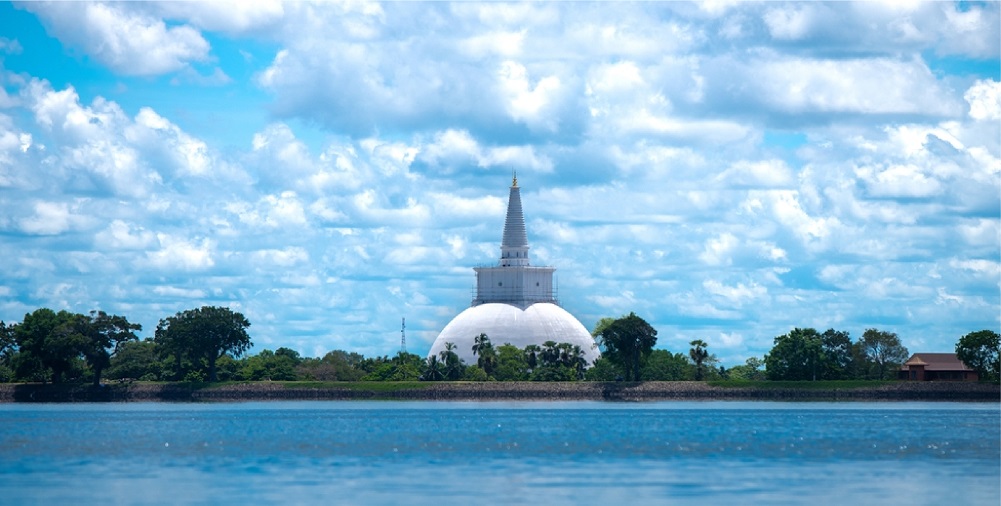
427;176;599;365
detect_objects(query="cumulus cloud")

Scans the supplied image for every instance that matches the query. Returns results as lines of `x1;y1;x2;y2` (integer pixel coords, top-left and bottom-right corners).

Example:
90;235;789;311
20;201;78;235
713;55;961;120
24;2;211;76
965;79;1001;121
143;234;215;272
717;159;794;188
95;220;156;250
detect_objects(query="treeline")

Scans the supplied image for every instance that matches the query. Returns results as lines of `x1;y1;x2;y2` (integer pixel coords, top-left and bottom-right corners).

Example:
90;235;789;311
1;307;997;384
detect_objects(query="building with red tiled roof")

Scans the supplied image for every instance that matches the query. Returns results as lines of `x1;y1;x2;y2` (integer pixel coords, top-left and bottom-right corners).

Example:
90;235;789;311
898;353;979;382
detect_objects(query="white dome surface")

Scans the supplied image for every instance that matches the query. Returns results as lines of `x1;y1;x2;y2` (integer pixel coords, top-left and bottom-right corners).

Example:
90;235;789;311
428;302;599;365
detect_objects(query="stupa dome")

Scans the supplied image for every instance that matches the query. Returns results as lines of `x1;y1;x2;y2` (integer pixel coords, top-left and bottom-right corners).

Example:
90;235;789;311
429;302;599;365
428;176;599;366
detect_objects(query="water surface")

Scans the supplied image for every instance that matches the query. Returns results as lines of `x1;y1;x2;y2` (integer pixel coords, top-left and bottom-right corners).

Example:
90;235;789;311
1;401;997;504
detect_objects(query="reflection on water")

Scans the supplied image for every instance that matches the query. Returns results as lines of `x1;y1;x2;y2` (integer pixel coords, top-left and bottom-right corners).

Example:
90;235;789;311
1;401;998;504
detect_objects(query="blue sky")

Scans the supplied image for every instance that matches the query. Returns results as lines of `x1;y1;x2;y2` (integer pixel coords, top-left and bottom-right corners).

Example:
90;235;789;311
0;1;998;365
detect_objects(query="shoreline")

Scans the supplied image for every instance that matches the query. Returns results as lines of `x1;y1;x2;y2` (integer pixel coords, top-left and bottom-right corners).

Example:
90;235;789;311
1;381;998;403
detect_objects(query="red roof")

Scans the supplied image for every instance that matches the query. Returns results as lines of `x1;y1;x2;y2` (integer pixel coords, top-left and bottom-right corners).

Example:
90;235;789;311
902;353;975;372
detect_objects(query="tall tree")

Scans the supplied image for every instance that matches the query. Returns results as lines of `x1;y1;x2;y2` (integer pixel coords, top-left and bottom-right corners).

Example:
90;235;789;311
0;321;13;360
439;342;463;380
591;317;616;338
598;312;657;382
155;306;252;382
523;344;541;372
422;354;444;381
955;330;1000;383
858;328;909;380
471;333;496;376
765;328;824;381
689;339;709;381
820;329;853;380
0;321;15;380
81;311;142;386
471;333;491;358
540;340;560;368
15;308;84;383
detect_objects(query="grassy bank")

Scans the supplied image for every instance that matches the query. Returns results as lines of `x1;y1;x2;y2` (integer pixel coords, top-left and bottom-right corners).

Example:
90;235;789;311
0;380;997;403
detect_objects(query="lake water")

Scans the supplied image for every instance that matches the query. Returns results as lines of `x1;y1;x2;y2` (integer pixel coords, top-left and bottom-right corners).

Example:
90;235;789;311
0;401;998;504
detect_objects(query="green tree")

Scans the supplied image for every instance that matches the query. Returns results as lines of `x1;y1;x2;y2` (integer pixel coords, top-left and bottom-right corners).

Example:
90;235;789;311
820;329;853;380
597;313;657;382
297;350;365;381
591;317;616;339
471;333;491;358
155;306;253;382
463;365;490;381
765;328;824;381
439;342;464;380
584;356;621;381
241;349;298;381
567;344;588;380
493;344;529;381
0;321;14;382
108;339;161;381
540;340;560;367
471;334;497;377
15;309;84;383
728;357;766;381
80;311;142;386
640;349;692;381
523;344;541;372
955;330;1000;383
389;351;424;381
422;354;445;381
858;328;909;380
0;320;13;360
689;339;709;381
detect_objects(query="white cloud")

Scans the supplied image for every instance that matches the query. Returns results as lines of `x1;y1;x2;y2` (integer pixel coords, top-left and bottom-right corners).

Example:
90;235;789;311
250;247;309;267
700;233;739;266
703;279;767;306
717;159;794;188
965;79;1001;121
143;234;215;271
95;220;155;250
497;61;563;132
719;54;961;118
763;5;816;40
25;2;210;76
152;1;285;35
20;201;76;235
153;286;207;298
857;163;942;198
228;192;308;228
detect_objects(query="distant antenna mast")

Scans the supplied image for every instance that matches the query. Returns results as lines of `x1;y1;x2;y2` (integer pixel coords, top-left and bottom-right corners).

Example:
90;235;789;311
400;317;407;354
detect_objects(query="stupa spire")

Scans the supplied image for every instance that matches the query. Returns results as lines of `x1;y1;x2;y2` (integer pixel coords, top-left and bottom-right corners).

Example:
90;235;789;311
500;176;529;267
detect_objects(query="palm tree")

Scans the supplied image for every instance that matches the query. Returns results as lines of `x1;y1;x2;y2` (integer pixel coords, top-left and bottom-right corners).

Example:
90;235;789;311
471;333;491;358
422;355;444;381
478;345;498;377
570;344;588;380
524;344;541;372
689;339;709;381
541;341;559;367
440;342;463;380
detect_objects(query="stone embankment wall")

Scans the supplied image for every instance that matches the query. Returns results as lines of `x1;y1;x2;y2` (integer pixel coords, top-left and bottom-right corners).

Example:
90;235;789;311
1;381;998;403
